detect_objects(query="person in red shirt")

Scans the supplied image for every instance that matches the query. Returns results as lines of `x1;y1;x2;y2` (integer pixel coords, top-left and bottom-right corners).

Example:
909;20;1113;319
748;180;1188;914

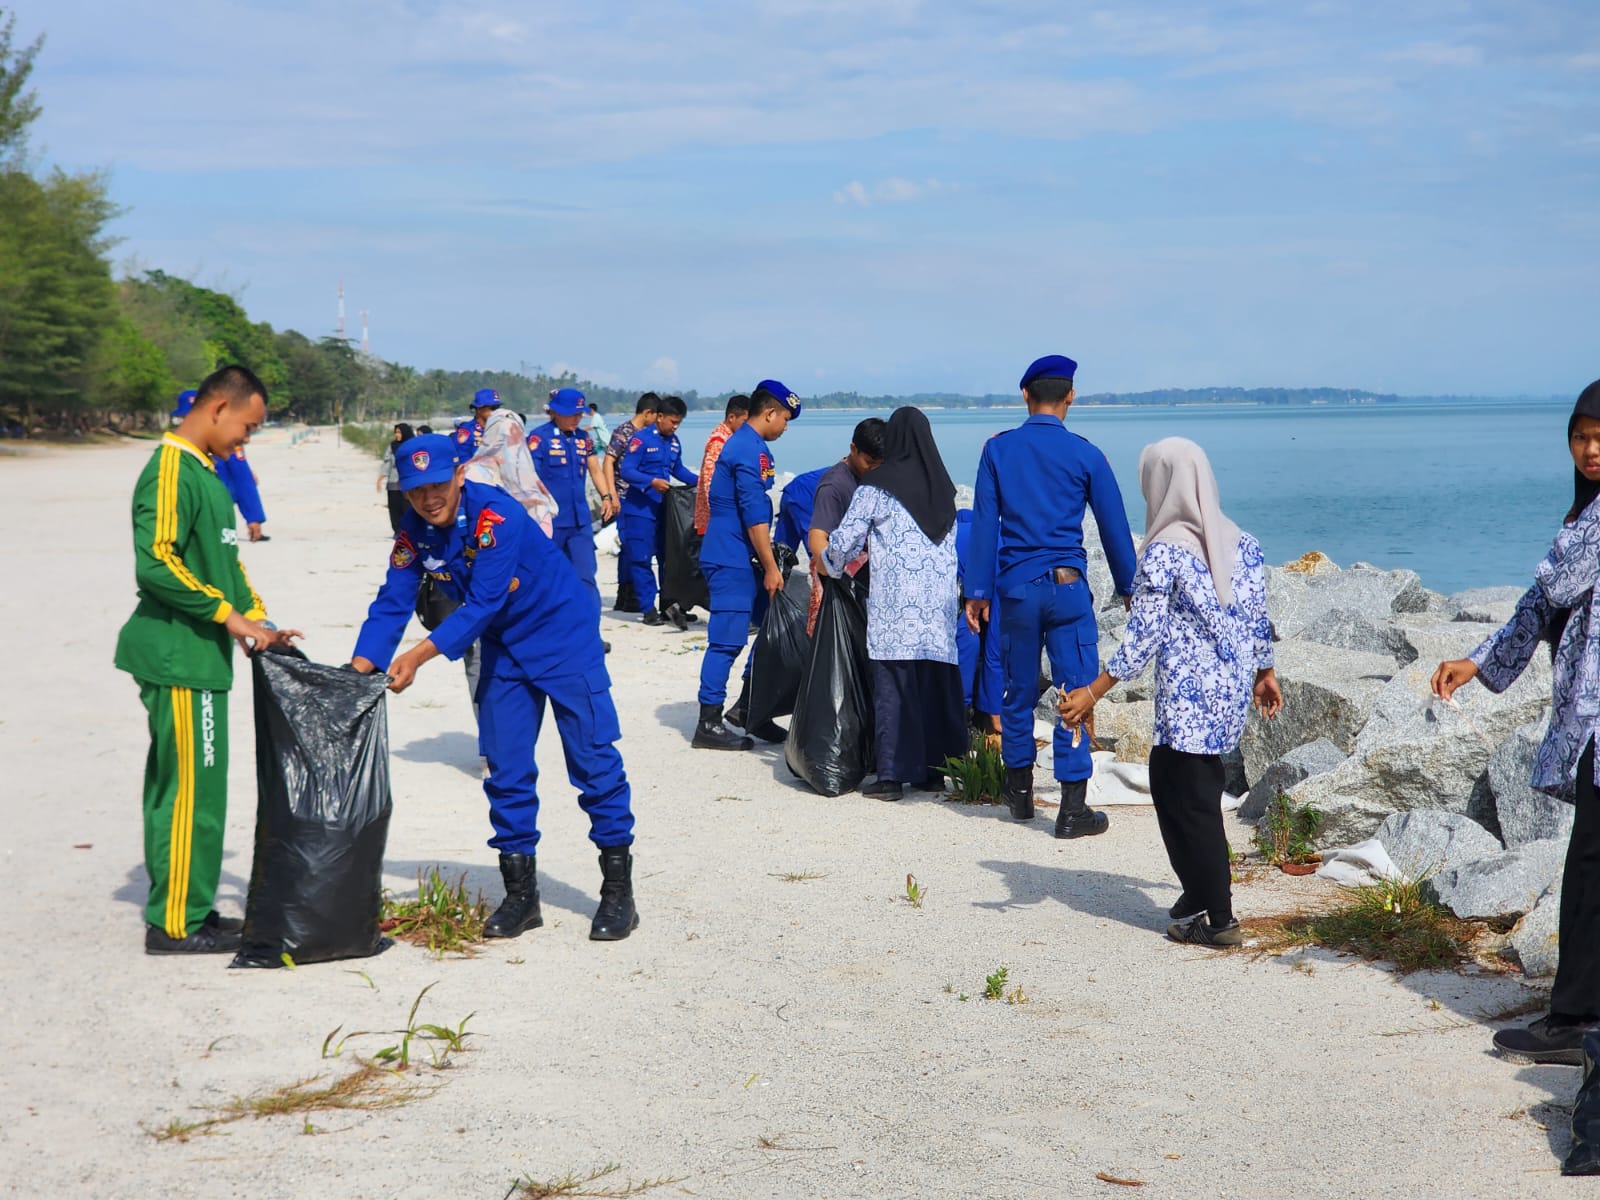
694;394;750;536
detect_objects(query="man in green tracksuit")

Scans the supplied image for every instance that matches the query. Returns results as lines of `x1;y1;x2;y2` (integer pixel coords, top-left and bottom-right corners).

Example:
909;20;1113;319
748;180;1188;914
114;365;300;955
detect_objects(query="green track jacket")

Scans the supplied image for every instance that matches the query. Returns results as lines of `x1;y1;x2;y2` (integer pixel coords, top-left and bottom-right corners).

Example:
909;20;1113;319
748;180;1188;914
114;433;267;690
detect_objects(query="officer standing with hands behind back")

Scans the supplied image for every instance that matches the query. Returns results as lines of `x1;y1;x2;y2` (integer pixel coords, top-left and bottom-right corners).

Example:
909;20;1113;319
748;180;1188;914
528;387;615;622
350;433;640;943
965;355;1139;836
694;381;800;750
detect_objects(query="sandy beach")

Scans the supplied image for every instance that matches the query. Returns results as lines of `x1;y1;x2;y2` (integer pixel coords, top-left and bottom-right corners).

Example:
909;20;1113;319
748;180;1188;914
0;429;1583;1199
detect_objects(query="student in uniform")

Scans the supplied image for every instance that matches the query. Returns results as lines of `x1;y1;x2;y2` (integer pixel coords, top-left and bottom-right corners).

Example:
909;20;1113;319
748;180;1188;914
1434;379;1600;1065
117;366;300;955
618;395;699;627
1059;438;1281;947
605;394;660;613
694;382;800;750
695;395;751;537
965;354;1139;834
528;387;616;620
351;433;639;942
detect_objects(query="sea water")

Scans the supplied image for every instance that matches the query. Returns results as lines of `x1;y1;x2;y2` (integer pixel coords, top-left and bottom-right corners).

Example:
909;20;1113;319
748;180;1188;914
673;397;1572;594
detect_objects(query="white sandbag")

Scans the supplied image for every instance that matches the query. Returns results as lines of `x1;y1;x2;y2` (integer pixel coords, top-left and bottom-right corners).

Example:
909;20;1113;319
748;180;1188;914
595;524;620;557
1315;839;1401;887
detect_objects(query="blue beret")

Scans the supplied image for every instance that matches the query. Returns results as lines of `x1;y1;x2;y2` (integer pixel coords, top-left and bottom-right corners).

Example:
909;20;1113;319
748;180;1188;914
548;387;587;416
394;434;461;490
1019;354;1078;391
170;389;198;418
755;378;801;419
473;388;502;409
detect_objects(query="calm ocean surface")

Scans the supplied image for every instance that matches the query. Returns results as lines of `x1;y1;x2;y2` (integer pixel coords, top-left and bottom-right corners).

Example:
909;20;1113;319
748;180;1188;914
672;398;1572;595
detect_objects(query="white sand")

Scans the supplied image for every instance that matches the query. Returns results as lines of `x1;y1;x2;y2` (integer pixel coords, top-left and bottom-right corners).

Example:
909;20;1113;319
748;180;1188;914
0;431;1582;1198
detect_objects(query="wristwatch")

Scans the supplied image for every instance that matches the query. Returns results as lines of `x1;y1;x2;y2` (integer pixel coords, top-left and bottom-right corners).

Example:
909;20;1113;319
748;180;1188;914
602;494;615;501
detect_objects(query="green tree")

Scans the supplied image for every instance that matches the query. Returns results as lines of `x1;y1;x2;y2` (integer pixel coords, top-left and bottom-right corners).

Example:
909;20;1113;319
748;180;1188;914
0;9;41;165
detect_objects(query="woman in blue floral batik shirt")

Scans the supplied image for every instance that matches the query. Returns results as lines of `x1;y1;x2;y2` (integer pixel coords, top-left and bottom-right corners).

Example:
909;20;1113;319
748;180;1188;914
1059;438;1282;948
1435;379;1600;1067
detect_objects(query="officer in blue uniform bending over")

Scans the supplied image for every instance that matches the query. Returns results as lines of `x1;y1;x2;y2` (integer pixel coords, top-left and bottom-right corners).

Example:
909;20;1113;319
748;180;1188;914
618;394;698;626
350;433;639;941
528;387;616;620
964;355;1138;837
694;382;799;750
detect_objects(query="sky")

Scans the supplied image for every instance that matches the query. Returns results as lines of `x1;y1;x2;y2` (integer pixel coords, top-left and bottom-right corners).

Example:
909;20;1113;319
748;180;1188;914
22;1;1600;397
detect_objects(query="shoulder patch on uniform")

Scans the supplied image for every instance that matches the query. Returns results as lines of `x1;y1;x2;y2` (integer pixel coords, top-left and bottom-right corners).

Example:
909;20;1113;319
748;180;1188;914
474;507;506;549
527;434;541;450
391;531;417;569
628;437;642;452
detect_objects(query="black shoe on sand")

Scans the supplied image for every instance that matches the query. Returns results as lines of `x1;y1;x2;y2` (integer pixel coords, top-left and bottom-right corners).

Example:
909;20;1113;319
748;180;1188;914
664;603;690;631
204;910;244;935
642;609;666;626
1494;1016;1596;1066
1003;767;1034;821
1168;894;1205;921
1166;918;1243;947
862;779;903;801
146;922;242;955
484;852;543;939
1054;780;1109;838
693;704;752;751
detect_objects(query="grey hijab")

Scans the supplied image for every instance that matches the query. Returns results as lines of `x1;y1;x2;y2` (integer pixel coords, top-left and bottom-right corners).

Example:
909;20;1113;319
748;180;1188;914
1139;437;1241;607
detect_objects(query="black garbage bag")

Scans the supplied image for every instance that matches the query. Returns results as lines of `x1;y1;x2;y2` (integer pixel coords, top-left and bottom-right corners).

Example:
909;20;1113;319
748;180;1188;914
232;650;394;968
786;576;875;796
745;584;810;731
660;486;709;612
1565;1031;1600;1175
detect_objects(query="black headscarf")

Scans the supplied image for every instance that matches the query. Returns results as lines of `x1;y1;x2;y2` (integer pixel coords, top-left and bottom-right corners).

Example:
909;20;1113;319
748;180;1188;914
395;422;415;443
865;406;957;544
1546;380;1600;652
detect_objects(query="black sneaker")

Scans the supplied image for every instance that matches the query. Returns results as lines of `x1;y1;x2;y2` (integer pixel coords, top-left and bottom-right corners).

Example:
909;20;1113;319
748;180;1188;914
146;922;243;955
1168;893;1205;921
861;778;903;801
642;609;666;626
204;910;244;935
665;603;689;631
1494;1016;1596;1066
1166;918;1243;948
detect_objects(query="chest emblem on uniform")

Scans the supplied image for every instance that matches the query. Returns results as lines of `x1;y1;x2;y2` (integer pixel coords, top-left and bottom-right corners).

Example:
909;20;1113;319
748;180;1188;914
391;532;417;569
474;508;505;549
411;450;430;470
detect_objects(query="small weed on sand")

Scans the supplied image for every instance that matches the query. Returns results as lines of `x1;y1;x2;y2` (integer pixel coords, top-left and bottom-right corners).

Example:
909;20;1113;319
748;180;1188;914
381;867;490;957
942;734;1006;804
770;870;827;883
507;1164;687;1198
1245;875;1474;972
1254;794;1323;866
904;874;926;908
984;966;1009;1000
324;982;474;1070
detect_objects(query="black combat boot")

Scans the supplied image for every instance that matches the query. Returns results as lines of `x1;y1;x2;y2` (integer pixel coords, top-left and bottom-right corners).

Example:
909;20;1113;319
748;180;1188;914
724;679;752;730
693;703;753;751
590;846;640;941
1054;780;1110;839
1003;766;1035;821
484;852;543;938
613;580;639;613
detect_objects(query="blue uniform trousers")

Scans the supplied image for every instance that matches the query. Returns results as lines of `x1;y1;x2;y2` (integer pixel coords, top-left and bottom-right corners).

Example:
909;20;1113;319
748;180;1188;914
620;507;660;612
697;560;764;705
476;662;635;854
551;523;600;620
999;574;1097;782
976;598;1005;717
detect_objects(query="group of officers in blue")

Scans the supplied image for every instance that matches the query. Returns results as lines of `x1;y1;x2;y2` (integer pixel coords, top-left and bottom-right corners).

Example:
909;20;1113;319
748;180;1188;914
346;354;1132;945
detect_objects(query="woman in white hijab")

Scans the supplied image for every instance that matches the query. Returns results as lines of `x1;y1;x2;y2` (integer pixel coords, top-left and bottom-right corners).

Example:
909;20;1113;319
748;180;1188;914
1059;437;1282;948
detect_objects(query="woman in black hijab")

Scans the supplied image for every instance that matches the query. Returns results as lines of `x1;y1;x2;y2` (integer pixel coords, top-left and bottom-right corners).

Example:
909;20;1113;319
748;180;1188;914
822;407;966;799
1434;379;1600;1067
380;422;417;532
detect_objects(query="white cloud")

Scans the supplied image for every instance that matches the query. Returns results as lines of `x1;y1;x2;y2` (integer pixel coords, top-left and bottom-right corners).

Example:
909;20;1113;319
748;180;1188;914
833;177;950;206
645;357;680;388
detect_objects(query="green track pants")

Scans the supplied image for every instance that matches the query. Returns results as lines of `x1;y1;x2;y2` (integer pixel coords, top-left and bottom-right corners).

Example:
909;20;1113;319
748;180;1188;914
138;682;229;938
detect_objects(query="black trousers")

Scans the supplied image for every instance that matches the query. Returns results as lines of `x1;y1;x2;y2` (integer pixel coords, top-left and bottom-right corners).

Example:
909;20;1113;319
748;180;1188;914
1148;744;1232;926
386;489;409;533
1553;741;1600;1021
871;659;967;786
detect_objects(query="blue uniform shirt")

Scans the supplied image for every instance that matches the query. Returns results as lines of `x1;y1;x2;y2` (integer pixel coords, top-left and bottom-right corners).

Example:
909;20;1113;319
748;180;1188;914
773;467;825;551
700;423;776;569
212;448;266;525
967;413;1138;600
353;481;595;681
452;420;483;455
618;425;697;514
527;420;595;530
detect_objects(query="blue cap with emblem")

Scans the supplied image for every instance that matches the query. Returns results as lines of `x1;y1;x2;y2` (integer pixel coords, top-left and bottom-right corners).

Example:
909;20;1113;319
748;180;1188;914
1019;354;1078;392
394;434;461;490
170;389;198;419
754;379;802;419
472;388;502;410
548;387;587;416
